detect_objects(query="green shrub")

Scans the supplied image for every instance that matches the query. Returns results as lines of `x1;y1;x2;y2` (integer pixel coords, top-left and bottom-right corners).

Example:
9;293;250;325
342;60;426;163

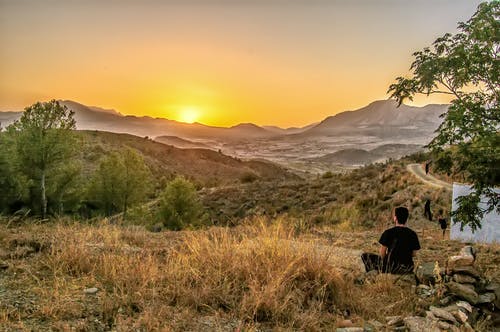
240;172;258;183
158;177;205;230
322;171;334;179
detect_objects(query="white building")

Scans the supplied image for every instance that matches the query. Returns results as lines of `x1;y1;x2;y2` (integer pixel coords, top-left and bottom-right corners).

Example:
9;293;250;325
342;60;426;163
450;183;500;244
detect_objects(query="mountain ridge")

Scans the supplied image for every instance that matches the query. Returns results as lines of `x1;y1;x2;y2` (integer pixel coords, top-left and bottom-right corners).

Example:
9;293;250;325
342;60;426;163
300;99;448;138
0;99;448;142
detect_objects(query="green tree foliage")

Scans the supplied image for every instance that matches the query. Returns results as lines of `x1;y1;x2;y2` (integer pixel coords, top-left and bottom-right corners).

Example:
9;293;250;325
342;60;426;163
7;100;77;218
159;176;204;230
388;2;499;231
47;161;82;215
89;148;152;218
0;132;27;212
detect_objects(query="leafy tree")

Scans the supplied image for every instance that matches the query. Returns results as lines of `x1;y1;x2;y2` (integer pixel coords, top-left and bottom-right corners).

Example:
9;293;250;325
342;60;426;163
159;176;204;230
388;2;499;231
46;160;82;215
0;132;27;212
7;100;77;218
89;148;152;219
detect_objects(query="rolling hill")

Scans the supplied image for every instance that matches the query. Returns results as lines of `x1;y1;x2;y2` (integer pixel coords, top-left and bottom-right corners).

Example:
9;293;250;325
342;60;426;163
77;131;297;187
153;136;212;149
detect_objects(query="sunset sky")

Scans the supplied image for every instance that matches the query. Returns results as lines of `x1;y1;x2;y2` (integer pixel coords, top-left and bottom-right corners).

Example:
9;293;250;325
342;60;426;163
0;0;483;127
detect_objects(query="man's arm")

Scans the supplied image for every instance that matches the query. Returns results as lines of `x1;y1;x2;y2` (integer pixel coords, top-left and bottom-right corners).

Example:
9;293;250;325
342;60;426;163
379;245;388;258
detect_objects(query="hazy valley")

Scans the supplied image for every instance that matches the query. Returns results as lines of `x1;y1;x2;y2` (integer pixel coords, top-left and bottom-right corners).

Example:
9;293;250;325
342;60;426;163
1;99;447;172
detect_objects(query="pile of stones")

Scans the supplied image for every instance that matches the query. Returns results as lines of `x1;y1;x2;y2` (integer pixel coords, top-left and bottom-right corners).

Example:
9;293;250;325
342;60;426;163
402;245;499;331
337;245;498;331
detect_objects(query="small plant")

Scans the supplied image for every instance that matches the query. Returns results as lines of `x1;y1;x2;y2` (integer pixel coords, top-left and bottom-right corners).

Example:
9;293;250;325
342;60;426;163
433;261;446;299
158;176;205;230
322;171;334;179
240;172;258;183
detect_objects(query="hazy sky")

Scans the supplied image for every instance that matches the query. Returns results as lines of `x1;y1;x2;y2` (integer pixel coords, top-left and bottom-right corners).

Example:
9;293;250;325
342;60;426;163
0;0;483;127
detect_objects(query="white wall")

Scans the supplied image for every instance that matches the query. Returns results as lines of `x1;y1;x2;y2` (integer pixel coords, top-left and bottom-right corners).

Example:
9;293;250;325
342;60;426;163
450;183;500;244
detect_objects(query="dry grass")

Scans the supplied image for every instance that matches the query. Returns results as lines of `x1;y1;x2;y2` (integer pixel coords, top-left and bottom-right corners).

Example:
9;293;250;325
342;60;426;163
0;218;497;331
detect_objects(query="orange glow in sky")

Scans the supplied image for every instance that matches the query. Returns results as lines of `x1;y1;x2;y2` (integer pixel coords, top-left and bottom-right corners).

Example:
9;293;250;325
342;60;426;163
177;106;201;124
0;0;481;127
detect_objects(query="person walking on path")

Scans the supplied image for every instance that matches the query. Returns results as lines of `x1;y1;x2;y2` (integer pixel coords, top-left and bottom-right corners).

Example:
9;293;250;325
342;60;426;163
425;161;432;175
437;209;448;239
361;207;421;274
424;199;432;221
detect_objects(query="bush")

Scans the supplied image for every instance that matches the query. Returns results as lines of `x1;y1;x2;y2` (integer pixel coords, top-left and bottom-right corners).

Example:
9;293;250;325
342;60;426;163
322;171;334;179
240;172;258;183
158;177;205;230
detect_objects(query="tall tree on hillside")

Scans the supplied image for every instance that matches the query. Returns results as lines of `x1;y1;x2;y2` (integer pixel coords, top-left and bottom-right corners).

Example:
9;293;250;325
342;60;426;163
89;148;152;219
7;100;77;218
0;132;27;212
388;2;499;231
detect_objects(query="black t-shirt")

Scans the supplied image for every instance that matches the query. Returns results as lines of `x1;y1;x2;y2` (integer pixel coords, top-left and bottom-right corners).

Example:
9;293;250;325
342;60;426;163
438;218;447;230
379;226;420;273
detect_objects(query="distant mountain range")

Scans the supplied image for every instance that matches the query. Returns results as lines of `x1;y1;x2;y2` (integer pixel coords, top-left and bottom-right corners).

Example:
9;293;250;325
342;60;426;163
0;99;447;140
297;100;446;139
0;99;449;168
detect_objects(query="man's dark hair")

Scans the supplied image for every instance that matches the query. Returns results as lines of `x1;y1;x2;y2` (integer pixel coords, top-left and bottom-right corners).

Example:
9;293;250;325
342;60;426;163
395;207;409;224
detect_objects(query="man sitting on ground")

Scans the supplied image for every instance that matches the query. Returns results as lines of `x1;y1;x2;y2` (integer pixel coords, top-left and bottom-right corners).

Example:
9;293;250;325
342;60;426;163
361;206;420;274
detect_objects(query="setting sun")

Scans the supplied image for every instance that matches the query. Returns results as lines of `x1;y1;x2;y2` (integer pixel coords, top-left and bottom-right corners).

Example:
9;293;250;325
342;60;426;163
178;107;200;124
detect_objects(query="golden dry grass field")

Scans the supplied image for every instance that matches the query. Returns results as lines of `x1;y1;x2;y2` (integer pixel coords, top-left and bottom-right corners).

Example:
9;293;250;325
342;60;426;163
0;217;498;331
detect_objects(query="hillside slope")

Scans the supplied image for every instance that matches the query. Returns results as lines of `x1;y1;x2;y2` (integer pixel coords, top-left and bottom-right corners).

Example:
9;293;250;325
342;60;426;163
78;131;297;187
201;157;451;226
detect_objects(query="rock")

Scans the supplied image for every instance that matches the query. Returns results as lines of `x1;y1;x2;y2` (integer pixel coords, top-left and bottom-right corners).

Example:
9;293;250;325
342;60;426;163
337;319;353;328
437;321;451;330
452;309;469;324
462;322;475;332
84;287;99;294
447;255;474;271
439;296;453;306
403;316;440;332
335;328;363;332
447;282;479;304
456;301;473;313
416;262;439;285
485;281;499;292
0;261;8;270
452;273;476;284
485;282;500;308
440;304;460;313
386;316;404;327
366;320;383;330
416;285;436;298
429;306;458;324
425;310;437;320
446;265;481;278
477;292;496;304
437;321;461;332
459;246;476;258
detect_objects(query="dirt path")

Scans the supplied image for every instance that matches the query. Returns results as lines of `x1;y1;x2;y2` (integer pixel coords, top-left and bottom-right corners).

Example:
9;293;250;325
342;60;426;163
407;163;452;190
